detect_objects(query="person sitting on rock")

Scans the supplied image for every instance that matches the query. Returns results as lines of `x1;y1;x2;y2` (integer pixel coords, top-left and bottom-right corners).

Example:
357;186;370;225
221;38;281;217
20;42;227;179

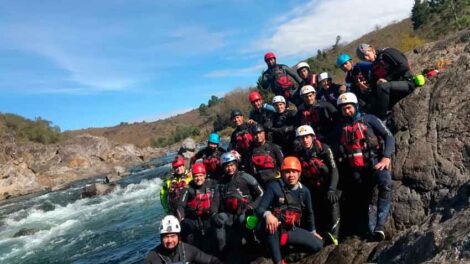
356;43;416;120
229;109;253;167
296;62;318;89
256;156;324;264
178;137;197;168
214;152;264;256
295;85;339;145
336;93;394;241
176;163;219;254
145;215;222;264
316;72;348;106
248;90;274;130
336;53;374;113
160;155;192;215
295;125;341;245
260;52;302;106
266;95;297;155
190;133;226;181
246;124;284;188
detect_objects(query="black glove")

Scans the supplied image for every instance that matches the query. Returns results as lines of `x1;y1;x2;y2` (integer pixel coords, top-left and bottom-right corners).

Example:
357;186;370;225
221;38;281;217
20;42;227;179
212;213;226;228
327;190;339;204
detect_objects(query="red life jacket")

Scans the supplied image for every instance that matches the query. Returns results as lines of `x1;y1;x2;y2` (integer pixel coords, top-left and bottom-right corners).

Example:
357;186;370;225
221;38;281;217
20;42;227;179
274;67;294;99
300;107;320;125
272;181;303;230
300;140;329;187
203;156;220;174
186;187;212;217
251;147;276;170
224;188;249;215
235;131;253;152
340;119;380;169
168;180;188;209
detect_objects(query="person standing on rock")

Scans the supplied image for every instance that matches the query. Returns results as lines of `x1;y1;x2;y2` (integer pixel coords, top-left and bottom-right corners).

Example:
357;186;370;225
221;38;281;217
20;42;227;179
214;152;264;257
176;163;219;254
247;90;274;130
246;123;284;188
295;125;341;245
336;53;374;113
260;52;302;106
296;62;318;89
228;109;253;167
266;95;297;156
256;156;323;264
144;215;222;264
178;137;197;168
190;133;226;181
356;44;416;121
160;155;193;215
336;92;394;241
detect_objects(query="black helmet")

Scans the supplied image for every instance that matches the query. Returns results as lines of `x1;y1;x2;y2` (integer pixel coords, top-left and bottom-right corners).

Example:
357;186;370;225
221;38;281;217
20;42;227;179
250;123;264;134
230;110;243;120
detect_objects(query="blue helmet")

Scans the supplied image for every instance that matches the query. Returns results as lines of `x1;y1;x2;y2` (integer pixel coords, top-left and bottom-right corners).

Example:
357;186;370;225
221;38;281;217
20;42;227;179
336;53;352;67
208;133;220;144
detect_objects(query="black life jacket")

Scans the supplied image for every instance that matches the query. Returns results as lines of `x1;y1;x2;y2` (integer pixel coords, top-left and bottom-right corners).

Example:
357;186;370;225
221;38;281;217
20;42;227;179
340;118;381;169
299;140;329;187
272;65;295;99
223;173;251;215
186;186;213;218
168;178;188;210
272;181;304;230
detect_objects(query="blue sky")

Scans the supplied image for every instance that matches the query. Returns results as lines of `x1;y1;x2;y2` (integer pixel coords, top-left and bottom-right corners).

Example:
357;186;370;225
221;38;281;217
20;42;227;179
0;0;413;130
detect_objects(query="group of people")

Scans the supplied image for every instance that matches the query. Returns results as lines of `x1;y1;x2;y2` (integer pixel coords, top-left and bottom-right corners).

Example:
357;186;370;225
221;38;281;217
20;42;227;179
146;43;421;264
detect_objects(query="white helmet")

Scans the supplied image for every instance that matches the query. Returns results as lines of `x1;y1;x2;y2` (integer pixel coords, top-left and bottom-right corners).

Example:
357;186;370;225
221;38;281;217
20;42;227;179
296;62;310;71
300;85;316;96
272;95;286;104
337;92;358;106
159;215;181;235
221;152;238;165
296;125;315;137
317;72;331;82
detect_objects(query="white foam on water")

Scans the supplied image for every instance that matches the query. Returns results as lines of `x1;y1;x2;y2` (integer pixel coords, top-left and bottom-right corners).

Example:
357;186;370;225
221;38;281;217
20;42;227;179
0;177;163;263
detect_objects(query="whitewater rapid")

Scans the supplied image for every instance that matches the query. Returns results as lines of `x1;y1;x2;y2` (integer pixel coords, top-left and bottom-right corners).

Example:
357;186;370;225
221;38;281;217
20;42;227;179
0;165;170;264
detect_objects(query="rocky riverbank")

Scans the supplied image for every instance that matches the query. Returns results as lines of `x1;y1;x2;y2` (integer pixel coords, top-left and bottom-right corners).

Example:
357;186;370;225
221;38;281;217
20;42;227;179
0;133;165;200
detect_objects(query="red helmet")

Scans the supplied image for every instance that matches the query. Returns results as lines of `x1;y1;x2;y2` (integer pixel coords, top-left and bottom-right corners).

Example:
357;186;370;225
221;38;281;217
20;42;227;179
249;91;262;102
264;52;276;61
172;156;185;169
192;163;206;175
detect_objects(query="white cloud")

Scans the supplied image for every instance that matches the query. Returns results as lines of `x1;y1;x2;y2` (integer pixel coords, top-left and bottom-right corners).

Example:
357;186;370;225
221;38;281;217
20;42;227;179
130;108;193;123
247;0;413;58
204;64;265;78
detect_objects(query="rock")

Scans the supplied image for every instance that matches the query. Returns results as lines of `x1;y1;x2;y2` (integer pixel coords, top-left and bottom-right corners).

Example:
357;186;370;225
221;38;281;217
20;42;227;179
81;183;117;198
13;228;38;237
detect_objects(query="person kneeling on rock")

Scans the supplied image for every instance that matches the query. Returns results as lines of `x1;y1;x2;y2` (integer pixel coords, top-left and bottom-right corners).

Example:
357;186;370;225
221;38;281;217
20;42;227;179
144;215;222;264
336;92;394;241
176;163;219;254
256;156;323;264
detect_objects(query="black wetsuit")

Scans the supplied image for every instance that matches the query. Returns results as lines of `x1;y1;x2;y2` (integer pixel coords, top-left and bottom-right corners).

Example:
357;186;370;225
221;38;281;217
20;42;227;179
266;109;297;155
144;242;222;264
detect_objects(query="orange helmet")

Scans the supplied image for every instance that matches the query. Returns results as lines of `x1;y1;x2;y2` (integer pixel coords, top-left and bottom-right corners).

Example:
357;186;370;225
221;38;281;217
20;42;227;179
172;155;185;169
249;91;262;102
192;163;206;175
281;156;302;172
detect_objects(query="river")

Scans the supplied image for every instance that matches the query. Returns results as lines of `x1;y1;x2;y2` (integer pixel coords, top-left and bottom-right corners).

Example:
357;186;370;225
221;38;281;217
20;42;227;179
0;154;177;264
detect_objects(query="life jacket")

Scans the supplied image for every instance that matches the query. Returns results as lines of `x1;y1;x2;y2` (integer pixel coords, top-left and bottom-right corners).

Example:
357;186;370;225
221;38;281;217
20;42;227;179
186;187;212;218
300;106;320;125
203;155;220;175
340;118;380;169
272;181;304;230
273;65;295;99
235;130;253;152
372;48;412;80
223;173;251;215
251;145;276;170
168;177;189;210
300;140;329;187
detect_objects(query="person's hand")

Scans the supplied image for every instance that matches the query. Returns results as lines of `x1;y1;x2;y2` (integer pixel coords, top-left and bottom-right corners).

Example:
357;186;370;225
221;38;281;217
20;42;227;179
247;119;257;125
265;213;279;235
312;230;323;240
358;80;369;92
377;78;388;85
327;190;339;203
339;85;347;94
374;157;391;171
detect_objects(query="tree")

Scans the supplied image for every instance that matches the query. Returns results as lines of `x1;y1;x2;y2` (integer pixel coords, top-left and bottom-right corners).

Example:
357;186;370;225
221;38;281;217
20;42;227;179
332;35;341;50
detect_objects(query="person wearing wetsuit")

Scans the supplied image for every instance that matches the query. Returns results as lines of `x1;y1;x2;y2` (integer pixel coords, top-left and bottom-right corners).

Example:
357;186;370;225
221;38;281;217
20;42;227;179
260;52;302;106
228;109;253;169
266;96;297;155
295;125;341;245
247;90;273;130
176;163;219;253
190;133;226;181
213;152;264;257
256;157;323;264
316;72;348;106
161;156;193;215
356;43;416;120
246;124;284;188
336;93;394;241
145;215;222;264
